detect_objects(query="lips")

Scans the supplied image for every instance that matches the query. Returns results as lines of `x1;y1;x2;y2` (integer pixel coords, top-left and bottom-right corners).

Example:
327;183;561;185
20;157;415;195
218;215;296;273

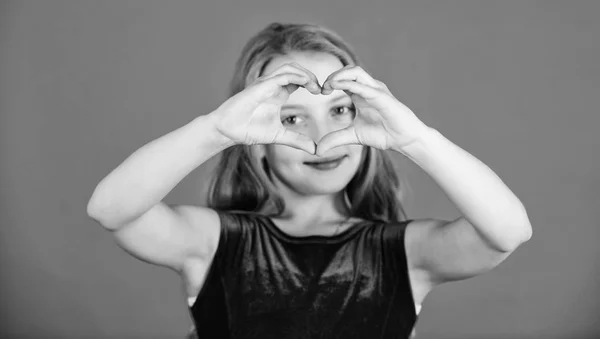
304;155;347;165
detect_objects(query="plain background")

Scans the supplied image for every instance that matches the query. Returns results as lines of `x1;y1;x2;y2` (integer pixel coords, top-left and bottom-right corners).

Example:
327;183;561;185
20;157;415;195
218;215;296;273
1;0;598;338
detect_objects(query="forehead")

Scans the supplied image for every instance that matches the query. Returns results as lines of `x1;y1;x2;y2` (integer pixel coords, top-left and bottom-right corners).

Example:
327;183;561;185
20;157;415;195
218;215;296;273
262;51;344;85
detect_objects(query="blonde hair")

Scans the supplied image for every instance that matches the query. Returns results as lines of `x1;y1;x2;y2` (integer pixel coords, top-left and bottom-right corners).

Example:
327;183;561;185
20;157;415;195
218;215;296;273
207;22;409;222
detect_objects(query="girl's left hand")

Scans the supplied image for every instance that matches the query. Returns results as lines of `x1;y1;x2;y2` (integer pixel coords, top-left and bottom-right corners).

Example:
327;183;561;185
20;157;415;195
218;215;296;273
317;65;431;156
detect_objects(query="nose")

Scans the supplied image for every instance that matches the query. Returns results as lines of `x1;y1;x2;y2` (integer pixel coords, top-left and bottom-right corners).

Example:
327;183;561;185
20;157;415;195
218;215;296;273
308;118;341;144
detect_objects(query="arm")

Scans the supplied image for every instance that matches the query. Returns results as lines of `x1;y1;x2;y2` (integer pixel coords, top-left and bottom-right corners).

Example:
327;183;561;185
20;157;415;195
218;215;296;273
87;113;233;230
86;112;233;272
86;65;319;273
398;127;532;284
313;65;531;285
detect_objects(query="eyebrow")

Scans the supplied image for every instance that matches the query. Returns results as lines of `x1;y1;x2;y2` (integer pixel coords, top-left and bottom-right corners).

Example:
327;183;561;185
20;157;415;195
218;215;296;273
281;94;349;110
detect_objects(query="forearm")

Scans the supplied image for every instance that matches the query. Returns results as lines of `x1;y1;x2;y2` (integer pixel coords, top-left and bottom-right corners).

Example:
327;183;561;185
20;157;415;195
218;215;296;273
87;112;234;228
396;127;532;250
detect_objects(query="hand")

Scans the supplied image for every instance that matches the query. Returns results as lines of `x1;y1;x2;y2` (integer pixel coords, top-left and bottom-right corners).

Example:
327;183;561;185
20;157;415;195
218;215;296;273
212;62;322;154
317;65;431;155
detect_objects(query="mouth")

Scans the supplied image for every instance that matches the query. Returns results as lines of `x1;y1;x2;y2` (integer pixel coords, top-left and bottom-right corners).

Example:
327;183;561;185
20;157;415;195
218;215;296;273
304;155;347;164
304;155;347;170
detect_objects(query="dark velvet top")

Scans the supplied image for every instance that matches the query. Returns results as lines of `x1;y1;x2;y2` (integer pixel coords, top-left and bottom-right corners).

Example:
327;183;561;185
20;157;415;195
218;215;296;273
188;210;418;339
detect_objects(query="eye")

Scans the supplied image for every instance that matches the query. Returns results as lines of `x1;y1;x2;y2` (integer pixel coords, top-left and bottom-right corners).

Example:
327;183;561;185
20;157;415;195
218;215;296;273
333;105;355;116
281;115;304;125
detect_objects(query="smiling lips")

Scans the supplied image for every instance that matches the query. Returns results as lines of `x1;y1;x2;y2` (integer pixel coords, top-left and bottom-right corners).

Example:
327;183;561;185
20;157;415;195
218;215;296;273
304;155;347;165
304;155;347;171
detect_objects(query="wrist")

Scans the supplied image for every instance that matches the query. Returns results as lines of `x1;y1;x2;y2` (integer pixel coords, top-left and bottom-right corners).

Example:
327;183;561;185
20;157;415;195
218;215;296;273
195;111;237;150
393;126;441;156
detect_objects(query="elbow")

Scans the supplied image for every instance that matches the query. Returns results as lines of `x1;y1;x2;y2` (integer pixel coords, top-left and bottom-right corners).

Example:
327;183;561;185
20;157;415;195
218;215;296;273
501;202;533;252
519;222;533;251
86;180;104;216
499;217;533;253
86;187;120;231
86;188;139;231
86;193;99;220
86;185;105;221
86;197;111;230
86;193;100;220
515;204;533;246
521;221;533;243
508;224;532;252
87;210;125;232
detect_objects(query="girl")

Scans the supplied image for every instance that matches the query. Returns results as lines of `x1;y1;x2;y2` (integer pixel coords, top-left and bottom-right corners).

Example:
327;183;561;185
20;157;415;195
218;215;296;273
87;22;532;339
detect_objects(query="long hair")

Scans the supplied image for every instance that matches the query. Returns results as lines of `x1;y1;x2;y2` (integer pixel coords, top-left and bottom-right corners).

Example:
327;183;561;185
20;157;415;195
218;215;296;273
207;22;410;223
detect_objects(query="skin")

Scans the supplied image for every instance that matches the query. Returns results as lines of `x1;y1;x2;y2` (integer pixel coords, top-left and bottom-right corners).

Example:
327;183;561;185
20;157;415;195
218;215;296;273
88;30;531;339
257;51;366;235
90;49;530;339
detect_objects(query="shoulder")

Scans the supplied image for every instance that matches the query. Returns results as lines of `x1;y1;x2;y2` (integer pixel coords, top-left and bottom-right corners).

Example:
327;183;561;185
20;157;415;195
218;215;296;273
375;217;416;237
360;218;417;256
403;218;444;268
213;210;273;238
399;218;442;305
214;209;258;226
378;218;435;275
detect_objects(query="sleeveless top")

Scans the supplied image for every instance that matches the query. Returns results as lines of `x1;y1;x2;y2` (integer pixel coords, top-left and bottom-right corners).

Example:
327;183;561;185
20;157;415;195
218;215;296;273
187;210;420;339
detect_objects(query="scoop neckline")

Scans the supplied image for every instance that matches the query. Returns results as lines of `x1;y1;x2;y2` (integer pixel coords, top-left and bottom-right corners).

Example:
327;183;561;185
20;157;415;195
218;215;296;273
259;214;374;244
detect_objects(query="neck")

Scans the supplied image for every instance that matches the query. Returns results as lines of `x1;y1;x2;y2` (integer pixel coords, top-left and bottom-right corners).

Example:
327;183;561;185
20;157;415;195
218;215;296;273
265;186;351;230
280;193;349;224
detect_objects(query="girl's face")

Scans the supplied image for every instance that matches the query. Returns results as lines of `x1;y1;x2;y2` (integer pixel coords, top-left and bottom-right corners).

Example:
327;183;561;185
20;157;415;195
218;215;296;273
259;51;365;196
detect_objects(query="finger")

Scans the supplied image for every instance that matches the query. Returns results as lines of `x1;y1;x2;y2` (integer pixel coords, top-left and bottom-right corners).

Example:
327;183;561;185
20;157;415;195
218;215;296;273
322;66;379;95
263;63;321;94
273;128;316;154
287;62;323;94
253;73;310;101
316;126;360;156
270;73;312;94
328;80;382;101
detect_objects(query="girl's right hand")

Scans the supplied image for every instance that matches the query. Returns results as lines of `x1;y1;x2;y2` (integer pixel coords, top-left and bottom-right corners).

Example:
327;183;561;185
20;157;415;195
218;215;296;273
211;62;322;154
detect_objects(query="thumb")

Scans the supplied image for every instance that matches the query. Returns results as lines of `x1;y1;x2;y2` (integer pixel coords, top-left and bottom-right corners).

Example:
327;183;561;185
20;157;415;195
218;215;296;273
273;128;316;154
316;127;359;156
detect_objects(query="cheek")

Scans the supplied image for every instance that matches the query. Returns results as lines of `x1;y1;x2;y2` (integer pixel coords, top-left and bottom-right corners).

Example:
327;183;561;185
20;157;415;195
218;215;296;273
266;145;305;167
348;146;366;171
351;145;366;160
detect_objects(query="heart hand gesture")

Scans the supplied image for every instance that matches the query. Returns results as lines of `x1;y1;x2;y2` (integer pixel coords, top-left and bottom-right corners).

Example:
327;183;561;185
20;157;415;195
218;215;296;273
316;65;431;156
212;62;322;154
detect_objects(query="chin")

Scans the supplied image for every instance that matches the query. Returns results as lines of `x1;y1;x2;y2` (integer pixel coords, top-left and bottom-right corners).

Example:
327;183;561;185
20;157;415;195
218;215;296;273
306;185;347;196
295;176;353;196
273;154;362;195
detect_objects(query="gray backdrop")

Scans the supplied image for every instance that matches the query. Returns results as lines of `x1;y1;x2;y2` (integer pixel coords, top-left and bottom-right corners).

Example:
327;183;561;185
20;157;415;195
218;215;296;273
1;1;598;338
